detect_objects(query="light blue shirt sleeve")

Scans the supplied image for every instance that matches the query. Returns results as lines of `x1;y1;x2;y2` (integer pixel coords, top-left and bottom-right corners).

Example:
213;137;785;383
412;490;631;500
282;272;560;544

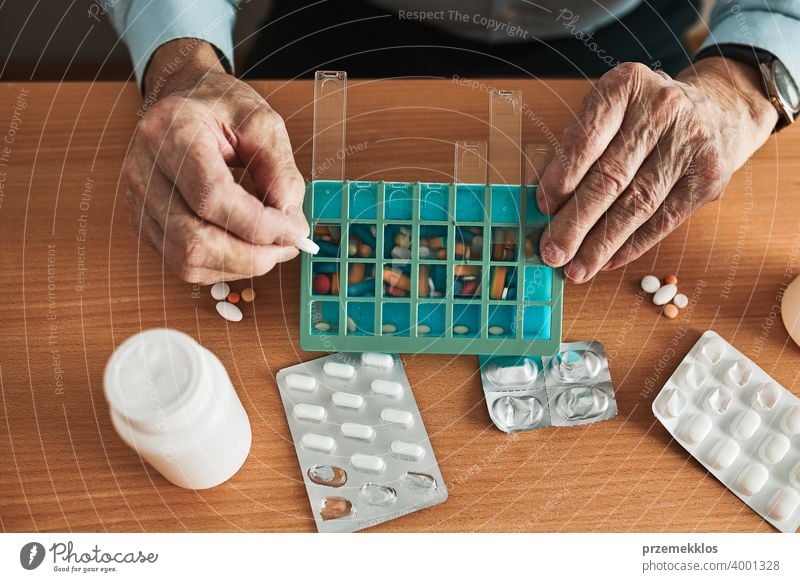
699;0;800;83
107;0;240;89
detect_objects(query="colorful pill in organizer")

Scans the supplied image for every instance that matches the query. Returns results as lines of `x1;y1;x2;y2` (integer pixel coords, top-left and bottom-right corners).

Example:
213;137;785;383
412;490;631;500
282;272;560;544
478;340;618;433
652;330;800;533
301;181;564;356
275;352;448;532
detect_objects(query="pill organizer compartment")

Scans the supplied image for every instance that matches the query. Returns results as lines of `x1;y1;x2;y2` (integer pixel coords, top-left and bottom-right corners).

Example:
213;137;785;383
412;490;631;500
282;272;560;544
652;330;800;533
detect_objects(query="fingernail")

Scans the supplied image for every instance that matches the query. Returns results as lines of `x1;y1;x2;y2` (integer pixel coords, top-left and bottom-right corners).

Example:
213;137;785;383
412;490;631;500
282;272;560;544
541;242;566;266
295;237;319;255
567;262;587;282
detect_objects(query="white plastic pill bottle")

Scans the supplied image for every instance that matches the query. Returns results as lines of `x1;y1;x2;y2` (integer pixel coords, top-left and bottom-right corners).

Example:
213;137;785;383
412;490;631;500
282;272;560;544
103;328;252;489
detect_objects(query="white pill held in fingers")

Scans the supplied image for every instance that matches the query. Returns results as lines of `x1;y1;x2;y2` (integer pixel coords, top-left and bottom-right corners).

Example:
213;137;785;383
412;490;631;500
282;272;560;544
759;434;790;465
381;408;413;427
391;441;426;461
216;301;243;322
371;378;403;397
766;488;800;521
323;361;355;380
653;284;677;306
351;453;385;473
210;282;230;300
301;433;335;452
293;403;326;422
640;275;661;294
731;409;761;440
285;373;317;392
679;413;712;444
780;405;800;435
361;352;394;369
296;237;320;255
734;463;769;496
707;438;740;470
332;391;364;409
341;422;375;440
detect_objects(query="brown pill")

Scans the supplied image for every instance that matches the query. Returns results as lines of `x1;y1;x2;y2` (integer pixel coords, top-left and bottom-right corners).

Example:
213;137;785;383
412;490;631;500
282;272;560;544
320;496;354;521
226;292;241;304
241;288;256;302
664;274;678;285
663;304;679;319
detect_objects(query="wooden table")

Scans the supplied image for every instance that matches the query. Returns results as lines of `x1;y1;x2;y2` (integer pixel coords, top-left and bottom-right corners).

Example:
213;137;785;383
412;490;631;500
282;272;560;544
1;79;799;533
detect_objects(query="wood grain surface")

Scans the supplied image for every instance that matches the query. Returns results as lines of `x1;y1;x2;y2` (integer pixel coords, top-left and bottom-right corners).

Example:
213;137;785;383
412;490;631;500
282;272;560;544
1;79;799;533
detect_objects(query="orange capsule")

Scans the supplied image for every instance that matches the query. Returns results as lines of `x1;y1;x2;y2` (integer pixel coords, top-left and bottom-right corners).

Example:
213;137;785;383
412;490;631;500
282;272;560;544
437;248;447;259
227;292;241;304
492;244;505;260
490;267;507;300
454;265;480;277
454;242;468;258
418;265;429;296
428;236;445;250
348;262;365;285
357;242;373;258
313;225;330;236
664;274;678;285
383;268;411;291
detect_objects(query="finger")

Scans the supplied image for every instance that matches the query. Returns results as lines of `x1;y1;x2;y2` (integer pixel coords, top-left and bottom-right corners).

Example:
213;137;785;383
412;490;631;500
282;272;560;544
563;138;692;282
234;105;309;236
536;63;645;215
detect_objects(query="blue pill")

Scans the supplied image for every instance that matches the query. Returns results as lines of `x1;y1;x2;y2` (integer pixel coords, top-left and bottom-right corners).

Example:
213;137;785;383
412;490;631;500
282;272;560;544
313;262;339;274
350;224;376;248
456;227;474;244
420;225;447;238
316;240;340;257
348;279;375;297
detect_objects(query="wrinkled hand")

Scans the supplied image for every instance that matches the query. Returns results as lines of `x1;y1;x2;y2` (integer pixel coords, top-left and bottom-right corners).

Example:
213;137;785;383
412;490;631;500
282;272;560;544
125;40;308;284
537;57;778;282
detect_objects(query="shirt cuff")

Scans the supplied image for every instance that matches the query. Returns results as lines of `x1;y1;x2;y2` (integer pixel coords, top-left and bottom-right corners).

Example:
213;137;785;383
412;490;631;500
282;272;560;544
699;10;800;86
118;0;237;90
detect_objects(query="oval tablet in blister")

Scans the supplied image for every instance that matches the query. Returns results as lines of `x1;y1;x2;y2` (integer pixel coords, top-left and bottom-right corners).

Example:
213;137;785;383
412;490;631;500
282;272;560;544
707;438;740;470
371;378;403;397
340;422;374;441
390;440;425;461
781;405;800;436
766;488;800;522
380;408;413;428
759;433;790;465
351;453;386;473
554;386;609;421
293;403;326;422
360;484;397;506
285;373;317;392
302;433;336;453
361;352;394;369
323;361;356;380
491;395;544;431
734;462;769;496
679;413;712;444
332;391;364;409
731;409;761;440
549;350;601;383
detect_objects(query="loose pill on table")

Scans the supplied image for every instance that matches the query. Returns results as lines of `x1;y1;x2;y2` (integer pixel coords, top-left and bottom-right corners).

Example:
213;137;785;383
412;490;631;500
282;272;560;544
285;373;317;392
381;408;414;427
734;463;769;496
301;433;336;452
679;413;712;444
216;301;243;322
663;304;679;319
453;325;470;335
780;405;800;435
332;391;364;409
341;422;375;440
323;361;356;380
227;291;241;304
766;488;800;521
296;237;321;255
707;438;740;470
351;453;385;473
759;433;790;465
361;352;394;369
653;284;678;306
664;274;678;285
390;441;426;461
371;378;403;397
293;403;326;422
640;275;661;294
731;409;761;440
210;282;231;300
672;293;688;309
241;287;256;302
314;321;331;332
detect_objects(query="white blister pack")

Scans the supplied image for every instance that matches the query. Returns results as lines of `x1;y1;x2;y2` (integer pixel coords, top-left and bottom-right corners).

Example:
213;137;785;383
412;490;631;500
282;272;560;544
478;340;618;433
276;353;447;532
653;330;800;533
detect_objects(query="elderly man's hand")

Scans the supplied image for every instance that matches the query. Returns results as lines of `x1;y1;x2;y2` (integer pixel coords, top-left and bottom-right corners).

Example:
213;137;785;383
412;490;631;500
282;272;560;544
537;57;778;282
125;39;309;284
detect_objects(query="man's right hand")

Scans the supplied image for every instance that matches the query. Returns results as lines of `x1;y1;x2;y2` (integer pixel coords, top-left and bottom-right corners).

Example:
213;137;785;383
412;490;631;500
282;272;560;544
125;39;309;284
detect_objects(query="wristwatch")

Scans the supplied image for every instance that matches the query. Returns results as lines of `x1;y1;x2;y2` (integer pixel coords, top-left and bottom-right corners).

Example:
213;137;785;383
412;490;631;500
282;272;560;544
696;44;800;131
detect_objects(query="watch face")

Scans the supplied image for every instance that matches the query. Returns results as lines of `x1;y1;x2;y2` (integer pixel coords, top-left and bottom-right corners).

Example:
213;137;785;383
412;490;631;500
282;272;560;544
772;60;800;110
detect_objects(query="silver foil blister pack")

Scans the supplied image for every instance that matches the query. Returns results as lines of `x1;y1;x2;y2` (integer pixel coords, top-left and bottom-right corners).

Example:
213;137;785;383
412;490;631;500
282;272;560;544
653;330;800;533
478;340;618;433
276;352;447;532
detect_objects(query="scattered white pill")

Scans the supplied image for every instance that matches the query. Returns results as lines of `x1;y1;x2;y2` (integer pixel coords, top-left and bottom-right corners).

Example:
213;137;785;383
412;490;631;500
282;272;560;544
323;361;355;380
453;325;470;335
351;453;385;473
216;301;243;322
766;488;800;521
361;352;394;369
381;408;413;428
752;381;782;412
734;463;769;496
731;409;761;440
301;433;335;452
285;373;317;392
296;237;320;255
210;282;231;300
371;378;403;397
707;438;740;470
314;321;331;332
652;283;677;306
486;359;537;386
382;324;397;334
488;326;505;336
332;391;364;409
293;403;326;422
727;359;753;388
759;433;790;465
679;413;712;444
780;405;800;436
659;387;687;418
640;275;661;294
672;293;689;309
417;324;431;335
390;441;426;461
341;422;375;440
391;246;411;259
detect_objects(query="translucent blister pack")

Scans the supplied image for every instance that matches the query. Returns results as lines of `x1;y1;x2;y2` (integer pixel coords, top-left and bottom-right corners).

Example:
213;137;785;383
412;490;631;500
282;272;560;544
653;330;800;533
478;340;617;433
276;353;448;532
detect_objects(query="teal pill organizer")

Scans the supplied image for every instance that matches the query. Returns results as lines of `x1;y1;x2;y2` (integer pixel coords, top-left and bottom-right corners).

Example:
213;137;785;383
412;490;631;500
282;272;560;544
299;180;564;355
